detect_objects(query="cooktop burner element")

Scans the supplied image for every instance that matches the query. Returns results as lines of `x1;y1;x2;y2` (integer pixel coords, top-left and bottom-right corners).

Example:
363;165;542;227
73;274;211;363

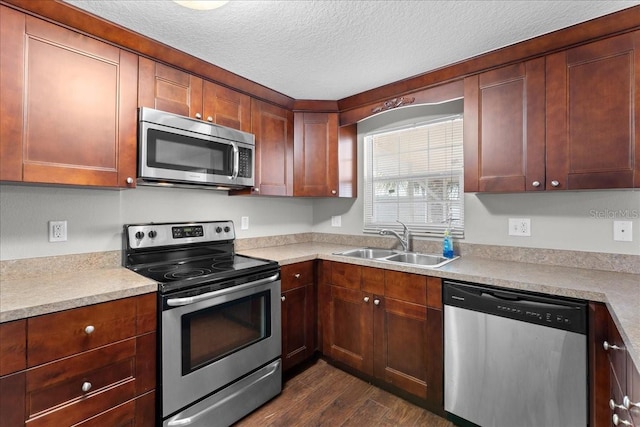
123;220;279;293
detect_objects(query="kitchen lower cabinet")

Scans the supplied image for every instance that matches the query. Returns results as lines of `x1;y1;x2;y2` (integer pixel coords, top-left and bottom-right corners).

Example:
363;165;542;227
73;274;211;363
0;5;137;188
320;261;443;410
0;293;156;427
280;261;316;372
590;302;640;427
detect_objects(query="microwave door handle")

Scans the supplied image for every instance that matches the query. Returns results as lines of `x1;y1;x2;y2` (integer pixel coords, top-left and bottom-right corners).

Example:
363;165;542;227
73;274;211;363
166;273;279;307
229;141;239;180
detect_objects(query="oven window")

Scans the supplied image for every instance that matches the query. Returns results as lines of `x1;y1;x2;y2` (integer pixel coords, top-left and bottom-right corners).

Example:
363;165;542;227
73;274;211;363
181;290;271;374
148;128;232;175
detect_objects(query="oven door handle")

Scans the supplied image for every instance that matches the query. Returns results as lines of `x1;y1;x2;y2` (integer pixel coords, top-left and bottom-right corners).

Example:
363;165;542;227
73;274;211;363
166;273;279;307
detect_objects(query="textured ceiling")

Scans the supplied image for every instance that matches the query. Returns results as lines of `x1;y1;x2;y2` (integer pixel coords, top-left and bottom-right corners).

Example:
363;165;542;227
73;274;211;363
64;0;640;100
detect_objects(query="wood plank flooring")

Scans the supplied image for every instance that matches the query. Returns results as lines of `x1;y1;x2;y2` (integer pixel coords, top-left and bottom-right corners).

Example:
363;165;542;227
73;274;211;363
234;359;454;427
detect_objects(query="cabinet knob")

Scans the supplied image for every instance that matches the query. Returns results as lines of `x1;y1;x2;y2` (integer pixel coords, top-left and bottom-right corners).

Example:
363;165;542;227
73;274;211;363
531;181;540;187
126;177;134;185
550;180;560;187
363;296;370;303
331;190;337;195
84;325;95;335
603;341;624;351
253;188;260;193
294;273;301;279
611;399;626;410
281;295;286;302
195;113;202;119
612;414;632;426
623;396;640;410
207;116;213;122
81;382;92;393
374;299;380;306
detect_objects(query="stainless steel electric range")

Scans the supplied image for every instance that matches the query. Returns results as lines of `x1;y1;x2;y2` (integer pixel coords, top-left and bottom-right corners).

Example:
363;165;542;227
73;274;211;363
123;220;282;427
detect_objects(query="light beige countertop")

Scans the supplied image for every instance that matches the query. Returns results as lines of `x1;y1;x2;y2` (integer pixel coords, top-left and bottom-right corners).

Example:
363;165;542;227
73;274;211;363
0;267;157;323
239;242;640;370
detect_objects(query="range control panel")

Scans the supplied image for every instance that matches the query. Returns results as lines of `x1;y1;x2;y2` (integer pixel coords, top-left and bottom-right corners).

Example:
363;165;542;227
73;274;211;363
125;220;235;249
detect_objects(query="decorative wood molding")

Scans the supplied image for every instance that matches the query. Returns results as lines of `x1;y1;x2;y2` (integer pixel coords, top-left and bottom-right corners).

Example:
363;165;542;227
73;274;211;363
371;96;416;114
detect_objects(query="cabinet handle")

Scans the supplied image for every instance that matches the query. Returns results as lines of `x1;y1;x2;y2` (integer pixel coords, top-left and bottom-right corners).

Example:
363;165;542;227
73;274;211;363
84;325;95;335
331;190;337;195
612;414;632;426
611;399;626;410
126;177;134;185
623;396;640;410
531;181;540;187
195;113;202;119
550;180;560;187
374;299;380;306
81;382;92;393
603;341;624;351
207;116;213;122
281;295;286;302
363;296;370;303
294;273;301;279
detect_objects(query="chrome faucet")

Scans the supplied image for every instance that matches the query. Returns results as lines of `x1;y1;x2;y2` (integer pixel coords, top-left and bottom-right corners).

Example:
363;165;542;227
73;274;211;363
379;220;411;252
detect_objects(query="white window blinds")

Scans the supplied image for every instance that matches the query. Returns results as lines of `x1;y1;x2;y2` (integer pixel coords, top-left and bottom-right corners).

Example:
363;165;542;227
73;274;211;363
363;116;464;238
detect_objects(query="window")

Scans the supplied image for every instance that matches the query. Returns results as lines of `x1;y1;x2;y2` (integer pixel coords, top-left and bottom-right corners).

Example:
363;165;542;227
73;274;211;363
363;116;464;238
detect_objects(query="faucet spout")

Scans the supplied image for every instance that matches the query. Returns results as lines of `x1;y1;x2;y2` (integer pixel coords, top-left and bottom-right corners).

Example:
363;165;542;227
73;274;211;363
379;221;411;251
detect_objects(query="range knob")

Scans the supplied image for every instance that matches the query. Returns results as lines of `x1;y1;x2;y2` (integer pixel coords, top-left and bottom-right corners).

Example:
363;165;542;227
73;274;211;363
135;231;145;240
148;230;157;239
215;227;222;233
224;226;231;233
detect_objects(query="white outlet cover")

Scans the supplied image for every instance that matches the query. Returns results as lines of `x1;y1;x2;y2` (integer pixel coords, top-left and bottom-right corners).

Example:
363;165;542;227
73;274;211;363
613;221;633;242
508;218;531;237
49;220;67;242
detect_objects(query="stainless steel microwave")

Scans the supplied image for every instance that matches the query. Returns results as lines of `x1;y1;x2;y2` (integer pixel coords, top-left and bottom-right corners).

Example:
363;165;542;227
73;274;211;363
137;107;255;190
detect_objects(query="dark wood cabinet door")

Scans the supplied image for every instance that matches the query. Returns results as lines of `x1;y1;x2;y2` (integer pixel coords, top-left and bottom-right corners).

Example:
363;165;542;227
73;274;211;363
464;57;545;192
546;30;640;190
203;81;251;133
0;371;25;427
293;112;339;196
328;285;373;376
628;355;640;425
1;10;138;188
249;99;293;196
281;286;312;372
138;57;203;119
374;296;428;399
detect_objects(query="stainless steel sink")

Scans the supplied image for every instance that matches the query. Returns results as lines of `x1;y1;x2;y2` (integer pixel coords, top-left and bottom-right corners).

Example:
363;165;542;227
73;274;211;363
335;247;399;259
333;247;459;268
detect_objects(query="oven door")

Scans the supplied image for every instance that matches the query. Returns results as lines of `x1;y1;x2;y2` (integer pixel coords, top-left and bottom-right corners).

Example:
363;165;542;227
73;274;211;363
161;272;281;418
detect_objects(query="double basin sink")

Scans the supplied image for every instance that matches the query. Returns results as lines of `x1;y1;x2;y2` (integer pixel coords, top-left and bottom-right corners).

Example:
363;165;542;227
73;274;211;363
333;247;459;269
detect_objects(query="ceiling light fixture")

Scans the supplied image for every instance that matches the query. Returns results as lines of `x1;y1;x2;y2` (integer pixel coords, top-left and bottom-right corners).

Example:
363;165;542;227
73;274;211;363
173;1;229;11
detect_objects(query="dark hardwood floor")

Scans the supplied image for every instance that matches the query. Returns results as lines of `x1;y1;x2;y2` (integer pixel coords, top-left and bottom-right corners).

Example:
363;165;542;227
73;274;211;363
234;359;454;427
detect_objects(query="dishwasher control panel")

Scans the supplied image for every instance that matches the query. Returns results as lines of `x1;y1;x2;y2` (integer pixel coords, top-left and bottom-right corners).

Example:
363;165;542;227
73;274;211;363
444;281;587;334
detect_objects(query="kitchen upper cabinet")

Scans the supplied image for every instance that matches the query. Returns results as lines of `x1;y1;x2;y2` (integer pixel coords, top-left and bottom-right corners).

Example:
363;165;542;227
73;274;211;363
464;58;546;192
138;57;251;132
320;261;443;409
247;99;294;196
280;261;316;372
0;6;137;188
293;113;357;197
546;30;640;190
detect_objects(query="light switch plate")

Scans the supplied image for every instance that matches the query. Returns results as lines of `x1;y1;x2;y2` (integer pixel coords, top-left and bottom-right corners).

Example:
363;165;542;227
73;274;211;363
331;216;342;227
613;221;632;242
241;216;249;230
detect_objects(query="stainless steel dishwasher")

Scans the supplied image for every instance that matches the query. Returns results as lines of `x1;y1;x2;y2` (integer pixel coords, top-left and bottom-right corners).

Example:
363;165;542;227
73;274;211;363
443;280;588;427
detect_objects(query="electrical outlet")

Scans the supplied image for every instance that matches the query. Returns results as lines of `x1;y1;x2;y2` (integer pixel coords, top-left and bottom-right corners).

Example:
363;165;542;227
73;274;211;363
241;216;249;230
331;216;342;227
49;220;67;242
508;218;531;237
613;220;632;242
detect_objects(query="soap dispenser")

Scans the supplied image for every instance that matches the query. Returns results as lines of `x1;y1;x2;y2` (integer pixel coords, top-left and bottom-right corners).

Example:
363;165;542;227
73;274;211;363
443;228;454;259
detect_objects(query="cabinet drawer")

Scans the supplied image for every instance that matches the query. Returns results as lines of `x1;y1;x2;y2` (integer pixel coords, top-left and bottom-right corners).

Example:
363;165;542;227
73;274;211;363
281;261;315;291
74;391;155;427
26;338;136;418
331;262;361;290
0;319;26;375
27;298;137;367
385;271;427;305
